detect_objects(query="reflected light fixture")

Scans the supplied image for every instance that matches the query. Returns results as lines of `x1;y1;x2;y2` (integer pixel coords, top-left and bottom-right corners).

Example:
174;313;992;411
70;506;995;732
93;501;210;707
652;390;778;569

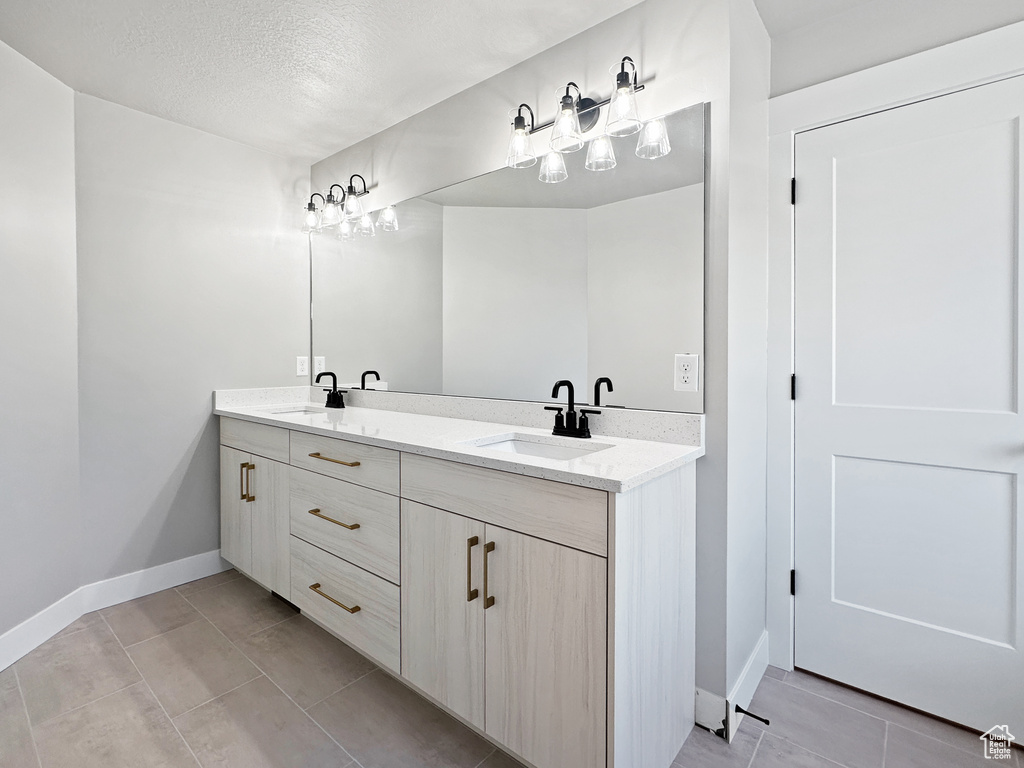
585;134;616;172
506;104;538;168
376;205;399;232
336;218;354;240
303;193;324;233
343;174;367;221
357;212;376;237
606;57;642;137
636;116;671;159
550;83;585;153
320;184;345;227
538;150;568;183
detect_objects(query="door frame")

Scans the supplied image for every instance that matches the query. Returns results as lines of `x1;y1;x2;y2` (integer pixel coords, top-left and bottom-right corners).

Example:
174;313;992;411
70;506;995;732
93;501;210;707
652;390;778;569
766;21;1024;671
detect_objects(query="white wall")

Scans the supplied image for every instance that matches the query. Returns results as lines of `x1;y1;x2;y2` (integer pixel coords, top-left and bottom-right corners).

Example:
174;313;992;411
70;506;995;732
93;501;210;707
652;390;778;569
311;0;770;701
587;184;704;412
0;41;81;636
311;197;443;392
443;206;588;402
75;94;310;583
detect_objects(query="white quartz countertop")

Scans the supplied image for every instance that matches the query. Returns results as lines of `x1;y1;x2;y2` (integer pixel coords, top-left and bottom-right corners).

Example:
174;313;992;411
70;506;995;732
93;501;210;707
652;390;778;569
214;401;703;493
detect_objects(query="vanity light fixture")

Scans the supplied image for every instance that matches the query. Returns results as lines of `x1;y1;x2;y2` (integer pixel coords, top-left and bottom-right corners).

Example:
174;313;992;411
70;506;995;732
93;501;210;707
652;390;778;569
376;205;399;232
585;134;616;172
335;218;354;240
357;212;376;237
550;83;586;153
538;150;568;183
636;116;671;159
606;57;642;137
303;192;325;233
320;184;345;228
343;174;368;221
506;104;538;169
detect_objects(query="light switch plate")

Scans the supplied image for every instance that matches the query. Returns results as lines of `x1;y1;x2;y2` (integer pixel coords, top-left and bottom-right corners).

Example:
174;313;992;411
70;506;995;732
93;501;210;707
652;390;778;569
296;356;309;377
674;353;699;392
313;356;326;376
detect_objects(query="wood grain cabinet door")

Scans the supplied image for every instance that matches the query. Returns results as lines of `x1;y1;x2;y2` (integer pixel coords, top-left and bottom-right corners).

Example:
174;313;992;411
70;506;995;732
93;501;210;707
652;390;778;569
401;500;486;729
250;457;290;596
483;525;607;768
220;445;252;575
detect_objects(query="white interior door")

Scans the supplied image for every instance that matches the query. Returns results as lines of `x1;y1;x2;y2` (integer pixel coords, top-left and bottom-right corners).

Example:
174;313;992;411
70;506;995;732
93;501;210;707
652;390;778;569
794;75;1024;734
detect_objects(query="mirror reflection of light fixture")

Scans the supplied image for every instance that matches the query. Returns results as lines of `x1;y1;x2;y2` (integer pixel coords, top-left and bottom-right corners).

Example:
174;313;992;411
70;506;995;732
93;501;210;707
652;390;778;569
636;116;671;159
343;174;367;221
538;150;568;183
376;205;399;232
550;83;585;153
357;212;376;237
303;193;324;233
336;218;354;240
606;57;641;137
585;134;617;171
506;104;537;168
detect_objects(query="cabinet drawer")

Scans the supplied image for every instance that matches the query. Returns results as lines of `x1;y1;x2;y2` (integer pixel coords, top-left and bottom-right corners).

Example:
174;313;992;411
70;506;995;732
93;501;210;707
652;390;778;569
289;466;400;584
290;431;400;495
401;454;608;556
220;418;290;463
290;536;400;672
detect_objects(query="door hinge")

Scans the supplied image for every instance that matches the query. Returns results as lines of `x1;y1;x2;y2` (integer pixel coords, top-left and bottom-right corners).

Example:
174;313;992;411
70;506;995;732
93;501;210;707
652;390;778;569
791;374;796;400
790;569;796;596
791;177;796;205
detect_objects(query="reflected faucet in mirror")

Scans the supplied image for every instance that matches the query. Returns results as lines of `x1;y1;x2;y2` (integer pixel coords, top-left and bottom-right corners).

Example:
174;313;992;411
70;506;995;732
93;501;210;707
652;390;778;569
361;370;381;390
315;371;346;409
594;377;614;406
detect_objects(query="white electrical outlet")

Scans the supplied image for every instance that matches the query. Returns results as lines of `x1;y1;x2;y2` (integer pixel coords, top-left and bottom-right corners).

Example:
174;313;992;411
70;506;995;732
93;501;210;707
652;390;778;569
313;357;326;376
296;356;309;377
674;353;699;392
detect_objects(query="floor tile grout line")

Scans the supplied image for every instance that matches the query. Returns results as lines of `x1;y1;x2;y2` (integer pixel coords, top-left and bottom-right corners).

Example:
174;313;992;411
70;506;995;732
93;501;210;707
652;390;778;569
301;667;379;712
756;728;858;768
881;721;889;768
100;612;204;768
119;614;209;650
241;612;301;640
26;680;144;729
12;665;44;768
176;589;359;765
778;674;990;762
165;672;266;720
174;574;242;598
471;746;498;768
743;729;764;768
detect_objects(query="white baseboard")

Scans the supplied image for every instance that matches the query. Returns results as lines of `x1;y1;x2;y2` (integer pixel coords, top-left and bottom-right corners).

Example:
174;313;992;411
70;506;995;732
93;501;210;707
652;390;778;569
0;549;231;672
695;687;728;736
726;630;770;739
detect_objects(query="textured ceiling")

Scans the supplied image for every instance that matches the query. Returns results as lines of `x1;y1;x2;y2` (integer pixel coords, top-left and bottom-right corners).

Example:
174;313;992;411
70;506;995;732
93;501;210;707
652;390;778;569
0;0;645;161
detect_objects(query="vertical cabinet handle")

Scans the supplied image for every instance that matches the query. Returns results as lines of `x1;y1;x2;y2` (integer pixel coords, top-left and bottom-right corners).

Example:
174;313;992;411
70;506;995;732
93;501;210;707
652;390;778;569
466;536;479;601
239;462;247;500
244;463;255;502
483;541;495;609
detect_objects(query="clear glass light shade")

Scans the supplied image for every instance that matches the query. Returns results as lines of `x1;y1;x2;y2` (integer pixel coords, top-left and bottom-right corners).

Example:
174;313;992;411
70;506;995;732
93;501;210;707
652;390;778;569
376;205;399;232
635;116;671;159
357;213;376;237
343;193;363;221
320;199;342;228
585;135;617;172
606;60;641;137
538;150;568;183
550;92;584;153
506;110;537;168
303;208;319;232
336;219;354;240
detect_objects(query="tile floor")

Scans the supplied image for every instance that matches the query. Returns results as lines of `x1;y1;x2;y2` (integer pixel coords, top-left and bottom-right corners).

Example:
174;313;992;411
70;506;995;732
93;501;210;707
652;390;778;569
0;571;1018;768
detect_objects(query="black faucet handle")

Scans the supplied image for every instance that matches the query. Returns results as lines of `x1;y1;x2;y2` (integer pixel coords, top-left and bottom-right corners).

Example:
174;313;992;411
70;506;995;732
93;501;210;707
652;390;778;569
544;406;565;432
580;409;601;416
543;406;564;412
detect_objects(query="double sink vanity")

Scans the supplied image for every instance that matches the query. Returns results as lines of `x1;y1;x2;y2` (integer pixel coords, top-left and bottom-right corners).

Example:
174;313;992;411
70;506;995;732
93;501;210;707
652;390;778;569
214;386;702;768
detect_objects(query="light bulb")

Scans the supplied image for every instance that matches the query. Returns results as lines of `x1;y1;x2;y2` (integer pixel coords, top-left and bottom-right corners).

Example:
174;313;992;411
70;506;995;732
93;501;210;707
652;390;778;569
606;59;641;137
550;87;584;153
343;191;363;221
506;108;537;169
636;116;671;159
585;135;616;172
538;151;568;183
338;219;353;240
377;205;399;232
304;209;319;229
358;213;376;237
320;200;341;227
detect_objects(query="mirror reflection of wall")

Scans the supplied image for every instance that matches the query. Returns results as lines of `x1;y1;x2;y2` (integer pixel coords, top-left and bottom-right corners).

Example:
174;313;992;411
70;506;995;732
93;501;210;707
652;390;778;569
312;102;705;412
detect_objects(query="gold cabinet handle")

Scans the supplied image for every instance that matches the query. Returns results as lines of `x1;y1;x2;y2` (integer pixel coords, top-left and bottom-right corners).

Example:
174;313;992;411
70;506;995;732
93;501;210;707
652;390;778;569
466;536;479;602
239;462;247;500
483;541;495;609
309;583;360;613
308;508;360;530
244;463;255;502
308;452;361;467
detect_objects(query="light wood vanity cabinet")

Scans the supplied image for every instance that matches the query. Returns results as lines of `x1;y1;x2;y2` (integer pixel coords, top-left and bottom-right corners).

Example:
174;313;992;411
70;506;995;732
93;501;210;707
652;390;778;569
219;415;696;768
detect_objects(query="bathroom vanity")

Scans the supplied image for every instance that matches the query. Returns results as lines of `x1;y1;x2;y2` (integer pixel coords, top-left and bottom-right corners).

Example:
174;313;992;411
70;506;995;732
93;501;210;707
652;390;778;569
214;388;702;768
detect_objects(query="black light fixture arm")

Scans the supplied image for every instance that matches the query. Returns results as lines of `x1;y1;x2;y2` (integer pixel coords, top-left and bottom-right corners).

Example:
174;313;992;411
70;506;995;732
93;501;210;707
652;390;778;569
617;56;639;90
306;192;326;211
513;103;536;132
348;174;369;196
527;73;646;135
328;183;346;202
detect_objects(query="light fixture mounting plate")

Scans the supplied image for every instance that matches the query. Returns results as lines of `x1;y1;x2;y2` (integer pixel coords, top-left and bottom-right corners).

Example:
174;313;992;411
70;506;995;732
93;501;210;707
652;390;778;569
577;97;600;133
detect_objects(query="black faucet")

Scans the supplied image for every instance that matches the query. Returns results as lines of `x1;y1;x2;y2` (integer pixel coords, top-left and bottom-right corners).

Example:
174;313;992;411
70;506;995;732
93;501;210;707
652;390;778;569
594;377;614;407
548;380;598;438
315;371;346;409
361;370;380;390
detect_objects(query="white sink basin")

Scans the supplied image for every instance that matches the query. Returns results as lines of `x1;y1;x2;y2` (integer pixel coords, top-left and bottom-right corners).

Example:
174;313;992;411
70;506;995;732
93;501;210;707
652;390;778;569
268;406;327;415
464;433;612;461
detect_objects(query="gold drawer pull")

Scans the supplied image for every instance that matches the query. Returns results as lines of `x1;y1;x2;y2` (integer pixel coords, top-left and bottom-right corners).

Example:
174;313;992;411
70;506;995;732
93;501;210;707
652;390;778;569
239;462;247;500
483;541;495;609
309;583;361;613
308;452;361;467
467;536;479;602
308;508;360;530
244;463;255;502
